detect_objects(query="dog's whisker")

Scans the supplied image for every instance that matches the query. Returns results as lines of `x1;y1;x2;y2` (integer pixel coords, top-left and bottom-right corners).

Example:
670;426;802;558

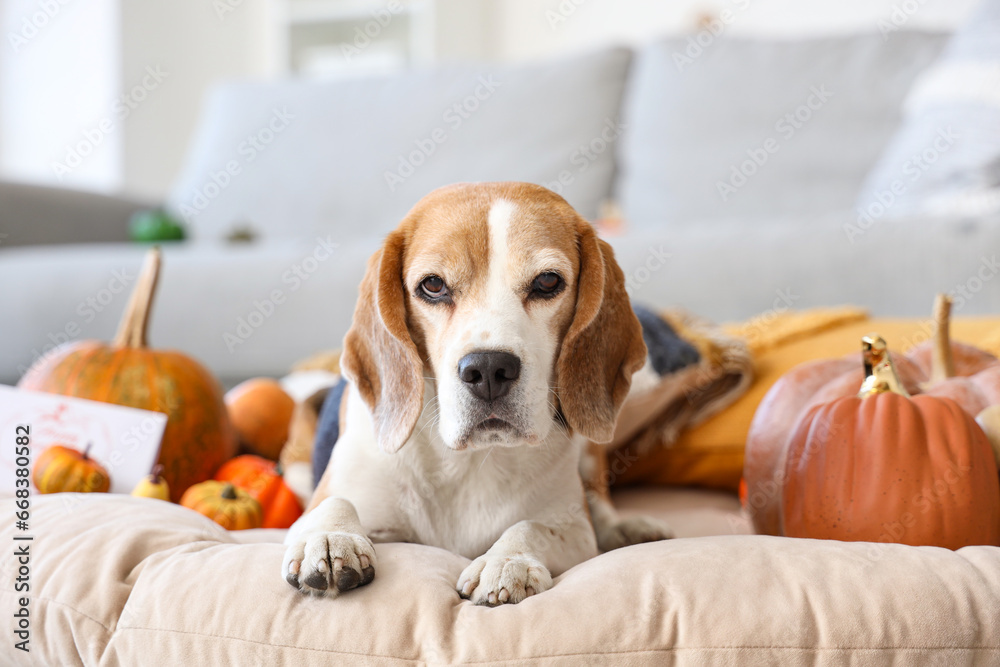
476;447;495;473
416;396;440;420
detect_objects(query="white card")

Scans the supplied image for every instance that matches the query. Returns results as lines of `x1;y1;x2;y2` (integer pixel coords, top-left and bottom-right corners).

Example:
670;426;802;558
0;385;166;496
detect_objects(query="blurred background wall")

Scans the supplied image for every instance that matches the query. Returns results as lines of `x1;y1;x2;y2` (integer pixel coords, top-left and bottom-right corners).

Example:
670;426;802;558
0;0;980;202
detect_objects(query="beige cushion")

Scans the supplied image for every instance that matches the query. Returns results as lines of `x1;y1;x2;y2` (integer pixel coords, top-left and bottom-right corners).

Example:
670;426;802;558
4;493;999;665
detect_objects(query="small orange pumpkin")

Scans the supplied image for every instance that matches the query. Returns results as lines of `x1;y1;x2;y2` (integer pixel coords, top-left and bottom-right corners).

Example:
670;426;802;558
33;443;111;494
180;481;262;530
225;378;296;460
215;455;303;529
779;335;1000;548
19;249;237;501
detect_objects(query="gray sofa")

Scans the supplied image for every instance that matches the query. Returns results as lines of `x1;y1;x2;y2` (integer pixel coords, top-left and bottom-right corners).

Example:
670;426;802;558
4;28;999;386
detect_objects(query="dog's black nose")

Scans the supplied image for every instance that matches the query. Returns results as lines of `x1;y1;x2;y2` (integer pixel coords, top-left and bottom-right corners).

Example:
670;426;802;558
458;351;521;402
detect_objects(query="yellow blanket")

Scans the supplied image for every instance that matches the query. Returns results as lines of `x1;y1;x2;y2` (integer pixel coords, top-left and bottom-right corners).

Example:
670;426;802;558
613;307;1000;492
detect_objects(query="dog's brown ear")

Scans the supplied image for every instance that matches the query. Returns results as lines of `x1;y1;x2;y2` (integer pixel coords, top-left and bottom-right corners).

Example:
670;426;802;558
556;221;647;443
341;230;424;453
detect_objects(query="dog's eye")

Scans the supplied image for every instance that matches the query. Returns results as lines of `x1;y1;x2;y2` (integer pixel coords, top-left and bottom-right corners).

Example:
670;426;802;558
530;272;563;298
419;275;450;301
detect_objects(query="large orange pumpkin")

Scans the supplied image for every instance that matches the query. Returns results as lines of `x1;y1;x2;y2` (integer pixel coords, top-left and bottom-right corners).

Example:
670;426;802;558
33;443;111;494
19;249;236;501
781;341;1000;548
215;454;303;528
745;295;1000;534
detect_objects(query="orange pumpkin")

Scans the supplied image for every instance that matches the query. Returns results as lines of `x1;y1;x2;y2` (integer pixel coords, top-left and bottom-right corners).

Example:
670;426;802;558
18;249;237;502
180;481;263;530
32;443;110;494
780;336;1000;548
225;378;295;460
215;455;303;528
745;295;1000;534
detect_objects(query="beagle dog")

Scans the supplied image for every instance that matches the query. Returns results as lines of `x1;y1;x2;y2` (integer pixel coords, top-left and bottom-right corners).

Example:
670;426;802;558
283;182;670;605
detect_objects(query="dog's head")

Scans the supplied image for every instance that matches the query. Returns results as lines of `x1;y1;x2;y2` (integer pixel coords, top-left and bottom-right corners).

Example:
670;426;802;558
341;182;646;453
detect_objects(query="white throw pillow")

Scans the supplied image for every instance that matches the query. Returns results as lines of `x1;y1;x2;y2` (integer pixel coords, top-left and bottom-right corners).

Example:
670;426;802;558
857;0;1000;220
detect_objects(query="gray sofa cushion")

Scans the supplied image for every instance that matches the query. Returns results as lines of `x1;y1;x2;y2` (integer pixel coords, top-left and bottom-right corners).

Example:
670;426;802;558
167;48;631;241
608;211;1000;323
858;0;1000;219
617;32;949;228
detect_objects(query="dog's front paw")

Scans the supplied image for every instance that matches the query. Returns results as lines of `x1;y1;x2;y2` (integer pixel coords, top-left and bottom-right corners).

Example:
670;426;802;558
283;531;377;596
596;515;674;552
457;554;552;606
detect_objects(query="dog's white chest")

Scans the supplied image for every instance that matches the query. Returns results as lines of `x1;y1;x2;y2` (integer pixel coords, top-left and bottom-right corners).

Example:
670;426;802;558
391;434;581;558
329;387;584;559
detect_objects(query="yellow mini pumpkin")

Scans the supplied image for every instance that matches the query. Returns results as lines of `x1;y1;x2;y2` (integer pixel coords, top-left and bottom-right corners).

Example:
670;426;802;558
180;481;262;530
131;464;171;501
33;443;110;494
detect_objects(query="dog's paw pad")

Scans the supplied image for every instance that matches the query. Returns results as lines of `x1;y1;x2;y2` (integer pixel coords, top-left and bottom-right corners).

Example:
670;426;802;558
334;559;361;592
304;568;330;591
282;532;377;596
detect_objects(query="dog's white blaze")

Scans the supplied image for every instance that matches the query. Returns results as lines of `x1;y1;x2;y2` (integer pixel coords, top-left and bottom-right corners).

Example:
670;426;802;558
434;198;562;450
485;198;514;312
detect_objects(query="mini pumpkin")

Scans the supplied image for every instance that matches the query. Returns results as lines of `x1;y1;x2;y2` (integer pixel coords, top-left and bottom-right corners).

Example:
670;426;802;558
180;481;263;530
214;455;303;529
745;294;1000;534
131;464;171;501
781;335;1000;548
225;378;296;460
33;443;110;494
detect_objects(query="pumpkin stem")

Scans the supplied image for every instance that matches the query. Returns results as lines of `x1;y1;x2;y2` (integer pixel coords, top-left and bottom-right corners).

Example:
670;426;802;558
858;335;910;398
221;483;238;500
929;293;955;383
113;247;161;349
82;442;93;460
150;463;164;483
